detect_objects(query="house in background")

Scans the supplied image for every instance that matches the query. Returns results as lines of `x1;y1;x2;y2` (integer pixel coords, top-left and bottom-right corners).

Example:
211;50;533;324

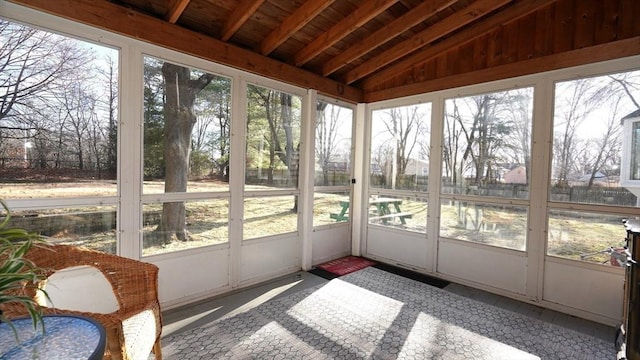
502;165;527;184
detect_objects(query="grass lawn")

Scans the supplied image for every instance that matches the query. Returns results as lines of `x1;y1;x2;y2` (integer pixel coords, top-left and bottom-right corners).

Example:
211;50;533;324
0;179;631;266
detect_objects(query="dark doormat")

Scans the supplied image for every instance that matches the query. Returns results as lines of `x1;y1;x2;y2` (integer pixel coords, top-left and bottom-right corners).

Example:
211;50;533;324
372;262;450;288
308;267;340;280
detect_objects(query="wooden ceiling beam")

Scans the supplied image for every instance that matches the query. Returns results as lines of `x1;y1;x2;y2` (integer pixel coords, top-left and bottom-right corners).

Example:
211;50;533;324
364;37;640;102
321;0;457;77
361;0;558;90
8;0;362;102
259;0;335;56
342;0;511;84
221;0;265;41
165;0;190;23
293;0;399;67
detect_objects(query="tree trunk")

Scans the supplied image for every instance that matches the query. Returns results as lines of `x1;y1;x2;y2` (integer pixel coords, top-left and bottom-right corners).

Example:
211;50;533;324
154;63;213;244
158;64;193;242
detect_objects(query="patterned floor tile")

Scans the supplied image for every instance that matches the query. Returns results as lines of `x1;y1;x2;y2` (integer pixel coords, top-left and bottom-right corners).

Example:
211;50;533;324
160;267;614;359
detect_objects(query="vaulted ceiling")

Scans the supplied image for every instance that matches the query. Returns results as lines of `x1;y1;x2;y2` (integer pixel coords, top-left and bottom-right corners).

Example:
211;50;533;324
8;0;640;103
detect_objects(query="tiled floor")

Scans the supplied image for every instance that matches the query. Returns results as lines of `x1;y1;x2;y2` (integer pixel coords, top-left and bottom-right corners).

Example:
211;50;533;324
158;267;616;359
161;271;327;339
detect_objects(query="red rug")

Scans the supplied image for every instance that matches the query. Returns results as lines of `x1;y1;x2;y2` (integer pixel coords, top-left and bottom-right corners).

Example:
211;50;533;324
316;256;376;276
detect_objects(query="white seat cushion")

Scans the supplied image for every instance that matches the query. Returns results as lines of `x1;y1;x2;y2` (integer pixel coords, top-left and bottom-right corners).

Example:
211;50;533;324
38;265;120;314
122;309;157;360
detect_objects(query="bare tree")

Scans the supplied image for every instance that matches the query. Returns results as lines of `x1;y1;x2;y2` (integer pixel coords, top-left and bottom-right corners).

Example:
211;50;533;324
315;102;344;186
553;79;602;186
58;82;98;170
444;91;526;191
443;101;464;184
189;77;231;178
248;87;299;185
608;73;640;109
374;105;426;188
0;20;87;137
95;54;119;174
501;90;532;181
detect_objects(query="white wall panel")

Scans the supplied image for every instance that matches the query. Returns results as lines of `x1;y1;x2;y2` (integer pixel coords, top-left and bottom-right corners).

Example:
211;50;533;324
366;227;430;270
438;240;527;294
312;226;351;265
543;260;624;322
152;246;230;308
240;235;299;284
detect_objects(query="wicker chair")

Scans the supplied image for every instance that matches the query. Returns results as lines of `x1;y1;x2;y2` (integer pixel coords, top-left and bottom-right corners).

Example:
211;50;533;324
1;244;162;360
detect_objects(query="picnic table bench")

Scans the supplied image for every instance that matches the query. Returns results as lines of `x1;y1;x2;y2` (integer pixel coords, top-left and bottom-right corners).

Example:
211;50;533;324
330;200;350;222
330;197;412;225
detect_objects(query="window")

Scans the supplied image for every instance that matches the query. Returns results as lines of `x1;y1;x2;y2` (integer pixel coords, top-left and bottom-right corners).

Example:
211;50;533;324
315;101;352;187
547;210;626;265
440;201;527;250
314;100;353;227
142;56;231;254
551;72;639;206
143;56;232;194
142;199;228;255
245;84;301;190
0;19;119;252
369;104;431;232
370;104;431;192
244;195;298;239
440;88;533;250
548;70;640;265
442;89;533;198
244;84;302;239
632;121;640;181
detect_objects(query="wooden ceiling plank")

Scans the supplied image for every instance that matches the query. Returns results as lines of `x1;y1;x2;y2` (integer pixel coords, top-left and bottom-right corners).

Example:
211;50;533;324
8;0;362;102
343;0;512;84
293;0;400;67
221;0;266;41
165;0;191;23
362;0;557;89
259;0;335;56
321;0;457;76
364;36;640;102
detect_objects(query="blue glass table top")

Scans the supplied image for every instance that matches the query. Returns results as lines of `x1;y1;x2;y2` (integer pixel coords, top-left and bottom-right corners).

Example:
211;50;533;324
0;314;105;360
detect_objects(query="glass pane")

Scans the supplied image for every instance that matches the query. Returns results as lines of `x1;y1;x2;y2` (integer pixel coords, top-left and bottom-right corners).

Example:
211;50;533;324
367;195;427;233
370;104;431;191
439;201;527;250
245;84;301;190
142;199;229;256
442;88;533;199
143;56;232;194
315;101;353;186
548;210;627;267
551;70;640;206
314;191;350;226
632;121;640;181
0;20;119;199
244;195;297;239
4;206;117;254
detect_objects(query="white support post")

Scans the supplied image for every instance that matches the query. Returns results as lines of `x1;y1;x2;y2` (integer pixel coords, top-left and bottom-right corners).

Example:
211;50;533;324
351;103;367;256
118;46;143;259
528;78;554;302
427;96;445;273
228;76;247;288
300;90;317;271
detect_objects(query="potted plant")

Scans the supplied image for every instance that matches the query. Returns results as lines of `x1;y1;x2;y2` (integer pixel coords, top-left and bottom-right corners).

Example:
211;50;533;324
0;199;46;336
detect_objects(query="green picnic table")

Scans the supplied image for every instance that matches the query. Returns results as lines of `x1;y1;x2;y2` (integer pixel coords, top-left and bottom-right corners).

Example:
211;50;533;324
330;197;412;224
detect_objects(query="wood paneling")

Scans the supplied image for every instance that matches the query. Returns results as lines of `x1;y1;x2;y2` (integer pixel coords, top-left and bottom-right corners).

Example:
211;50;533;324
365;37;640;102
6;0;639;103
